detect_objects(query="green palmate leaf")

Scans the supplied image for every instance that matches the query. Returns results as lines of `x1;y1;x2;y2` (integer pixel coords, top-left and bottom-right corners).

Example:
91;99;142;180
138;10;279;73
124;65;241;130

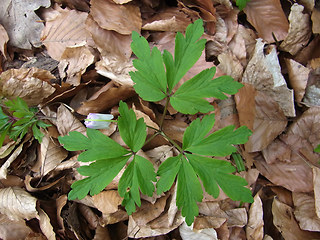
176;156;203;225
59;128;130;162
184;125;252;156
68;156;130;200
0;108;11;147
236;0;250;10
118;101;147;152
170;68;244;114
118;155;156;214
315;145;320;153
187;154;253;202
130;31;167;101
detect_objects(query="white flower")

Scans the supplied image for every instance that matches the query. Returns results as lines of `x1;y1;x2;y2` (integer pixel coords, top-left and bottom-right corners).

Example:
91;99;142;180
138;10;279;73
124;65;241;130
84;113;114;129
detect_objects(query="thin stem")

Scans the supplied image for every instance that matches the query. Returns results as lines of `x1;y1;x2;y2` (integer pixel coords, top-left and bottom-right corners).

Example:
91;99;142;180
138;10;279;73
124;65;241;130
143;132;160;147
159;97;169;129
160;131;184;153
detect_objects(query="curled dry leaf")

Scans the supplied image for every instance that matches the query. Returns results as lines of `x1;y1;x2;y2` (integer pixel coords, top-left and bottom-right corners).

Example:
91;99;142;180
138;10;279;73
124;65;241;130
37;207;56;240
235;83;287;152
142;7;191;32
285;58;310;103
31;134;68;177
256;107;320;192
244;0;289;42
0;213;32;240
246;194;264;240
312;8;320;34
86;15;132;60
272;198;320;239
280;4;311;55
217;52;243;82
179;221;218;240
313;167;320;218
92;190;123;215
78;204;99;229
292;192;320;232
242;39;295;117
0;68;55;106
0;24;9;59
0;187;38;221
90;0;141;35
93;225;111;240
58;46;95;86
41;7;90;60
0;0;51;49
56;104;86;136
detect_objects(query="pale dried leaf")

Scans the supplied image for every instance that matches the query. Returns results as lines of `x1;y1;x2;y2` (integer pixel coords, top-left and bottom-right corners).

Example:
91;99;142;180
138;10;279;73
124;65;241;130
272;198;320;239
0;140;18;159
0;68;55;106
145;145;174;165
0;0;50;49
292;192;320;231
78;204;99;229
113;0;132;3
58;46;95;86
285;58;310;103
133;105;159;130
31;134;68;176
280;4;311;55
56;104;86;136
312;8;320;34
86;15;132;60
37;207;56;240
217;52;243;81
96;56;135;86
25;175;62;192
235;84;287;152
41;8;90;60
228;25;247;65
179;221;218;240
246;194;264;240
242;39;295;117
313;167;320;219
303;68;320;106
142;8;191;32
225;208;247;227
90;0;141;35
244;0;289;42
0;187;38;221
92;190;123;215
56;195;67;231
0;213;32;240
93;225;111;240
0;24;9;59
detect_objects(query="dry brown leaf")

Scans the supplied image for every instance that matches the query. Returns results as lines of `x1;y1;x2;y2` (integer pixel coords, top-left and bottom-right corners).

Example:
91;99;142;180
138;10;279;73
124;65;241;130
179;221;218;240
58;46;95;86
244;0;289;42
41;7;91;60
227;25;248;66
86;15;132;60
235;84;287;152
225;208;247;227
0;24;9;59
292;192;320;231
77;85;136;115
25;175;62;192
0;0;51;49
0;213;32;240
145;146;174;166
217;52;243;81
246;194;263;240
54;0;90;11
312;8;320;33
90;0;141;35
285;58;310;103
31;134;68;177
242;39;295;117
303;68;320;106
56;195;67;231
272;197;320;239
133;105;159;131
56;104;86;136
256;107;320;192
280;4;311;55
0;187;38;221
92;190;123;215
93;225;111;240
78;204;99;229
37;207;56;240
0;68;55;106
142;8;191;32
313;167;320;219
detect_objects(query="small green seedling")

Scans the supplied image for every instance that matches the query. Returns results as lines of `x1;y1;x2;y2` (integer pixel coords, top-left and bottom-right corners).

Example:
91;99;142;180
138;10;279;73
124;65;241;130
236;0;251;10
0;97;50;147
59;19;254;225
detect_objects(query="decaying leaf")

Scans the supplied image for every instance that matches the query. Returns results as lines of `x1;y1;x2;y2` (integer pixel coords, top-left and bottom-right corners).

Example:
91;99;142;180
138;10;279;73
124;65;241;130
90;0;141;35
0;68;56;106
0;187;38;221
312;8;320;34
37;207;56;240
242;39;295;117
0;0;51;49
217;52;243;82
313;167;320;219
246;194;264;240
180;221;218;240
244;0;289;42
303;68;320;106
0;24;9;59
41;6;91;60
92;190;123;215
235;83;287;152
58;45;95;86
280;4;311;55
0;213;32;240
293;192;320;232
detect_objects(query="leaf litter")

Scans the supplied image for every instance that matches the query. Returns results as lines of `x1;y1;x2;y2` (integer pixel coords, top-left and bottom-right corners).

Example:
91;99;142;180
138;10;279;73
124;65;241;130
0;0;320;239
